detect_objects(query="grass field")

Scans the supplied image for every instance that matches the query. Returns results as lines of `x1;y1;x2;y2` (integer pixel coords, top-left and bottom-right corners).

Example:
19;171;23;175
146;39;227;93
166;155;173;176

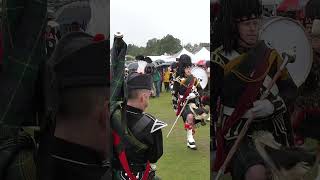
146;92;210;180
146;91;319;180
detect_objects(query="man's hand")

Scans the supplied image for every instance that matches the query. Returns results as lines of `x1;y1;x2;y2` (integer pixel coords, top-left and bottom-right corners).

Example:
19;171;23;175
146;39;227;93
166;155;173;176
249;99;274;118
187;93;196;100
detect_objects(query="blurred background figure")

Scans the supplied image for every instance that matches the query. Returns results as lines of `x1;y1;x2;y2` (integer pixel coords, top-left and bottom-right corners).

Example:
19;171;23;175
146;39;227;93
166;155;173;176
163;67;171;92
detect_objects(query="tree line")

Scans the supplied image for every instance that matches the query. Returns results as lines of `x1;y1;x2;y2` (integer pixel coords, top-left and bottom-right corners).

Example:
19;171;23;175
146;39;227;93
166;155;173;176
126;34;207;58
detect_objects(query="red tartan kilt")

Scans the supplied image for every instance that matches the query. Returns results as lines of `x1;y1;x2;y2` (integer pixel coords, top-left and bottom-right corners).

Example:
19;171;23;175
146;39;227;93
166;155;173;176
201;96;210;105
292;108;320;143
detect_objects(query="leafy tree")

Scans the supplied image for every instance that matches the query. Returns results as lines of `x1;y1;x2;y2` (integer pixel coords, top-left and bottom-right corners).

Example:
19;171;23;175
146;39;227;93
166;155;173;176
125;34;183;56
145;38;159;55
126;44;145;57
184;43;194;52
158;34;182;55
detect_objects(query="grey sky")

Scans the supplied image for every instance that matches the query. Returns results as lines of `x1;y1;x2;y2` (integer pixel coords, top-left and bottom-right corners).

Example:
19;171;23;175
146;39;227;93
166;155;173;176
111;0;210;47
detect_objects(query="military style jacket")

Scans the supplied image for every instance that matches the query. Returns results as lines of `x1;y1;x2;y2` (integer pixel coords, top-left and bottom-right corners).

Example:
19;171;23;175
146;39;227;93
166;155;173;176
48;137;110;180
212;41;297;146
113;105;165;176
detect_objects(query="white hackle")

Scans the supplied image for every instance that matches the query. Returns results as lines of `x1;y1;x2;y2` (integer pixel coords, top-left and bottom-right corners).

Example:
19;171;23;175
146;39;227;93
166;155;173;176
137;61;147;74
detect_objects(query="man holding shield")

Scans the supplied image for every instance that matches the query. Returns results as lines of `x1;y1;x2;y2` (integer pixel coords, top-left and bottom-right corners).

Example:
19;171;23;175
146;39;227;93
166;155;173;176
211;0;313;179
292;18;320;146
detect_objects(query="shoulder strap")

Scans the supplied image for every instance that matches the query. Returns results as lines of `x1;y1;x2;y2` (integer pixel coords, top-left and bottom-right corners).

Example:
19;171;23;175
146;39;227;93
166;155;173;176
112;131;150;180
131;114;152;135
214;44;273;171
176;77;195;116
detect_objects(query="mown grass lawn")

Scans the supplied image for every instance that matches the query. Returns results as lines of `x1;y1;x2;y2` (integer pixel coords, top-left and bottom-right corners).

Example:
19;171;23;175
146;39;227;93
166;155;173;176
146;92;210;180
146;91;319;180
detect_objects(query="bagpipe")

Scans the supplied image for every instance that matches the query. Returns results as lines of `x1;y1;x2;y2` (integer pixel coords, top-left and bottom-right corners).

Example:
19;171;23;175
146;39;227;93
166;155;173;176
111;33;153;180
1;0;47;127
214;16;315;180
167;66;209;137
0;0;47;179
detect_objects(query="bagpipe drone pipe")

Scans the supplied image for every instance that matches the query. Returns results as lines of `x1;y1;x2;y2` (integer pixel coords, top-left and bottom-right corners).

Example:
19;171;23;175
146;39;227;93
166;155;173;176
1;0;47;127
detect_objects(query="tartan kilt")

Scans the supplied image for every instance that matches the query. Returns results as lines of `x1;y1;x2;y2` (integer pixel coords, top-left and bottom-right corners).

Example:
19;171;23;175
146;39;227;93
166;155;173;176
1;0;47;126
292;108;320;141
221;112;293;179
181;103;208;125
0;128;36;180
226;138;266;180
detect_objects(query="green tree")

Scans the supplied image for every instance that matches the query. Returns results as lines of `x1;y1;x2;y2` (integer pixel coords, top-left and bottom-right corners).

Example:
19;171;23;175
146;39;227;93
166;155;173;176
145;38;159;55
126;44;145;57
126;34;183;56
184;43;203;54
158;34;182;55
184;43;194;53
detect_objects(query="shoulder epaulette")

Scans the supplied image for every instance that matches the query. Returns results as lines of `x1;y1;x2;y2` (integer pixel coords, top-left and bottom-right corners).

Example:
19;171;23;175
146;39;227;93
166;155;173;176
211;46;226;68
144;113;168;133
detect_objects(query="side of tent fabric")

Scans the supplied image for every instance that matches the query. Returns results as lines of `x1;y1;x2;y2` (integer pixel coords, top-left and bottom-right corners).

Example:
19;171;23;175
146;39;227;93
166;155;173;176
194;47;210;62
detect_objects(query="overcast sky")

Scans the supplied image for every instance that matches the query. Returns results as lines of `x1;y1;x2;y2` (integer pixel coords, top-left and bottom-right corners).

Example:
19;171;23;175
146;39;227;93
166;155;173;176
110;0;210;47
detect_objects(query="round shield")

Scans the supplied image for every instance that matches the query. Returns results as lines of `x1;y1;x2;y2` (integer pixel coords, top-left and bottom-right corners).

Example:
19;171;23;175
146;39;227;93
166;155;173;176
191;67;208;89
259;17;313;87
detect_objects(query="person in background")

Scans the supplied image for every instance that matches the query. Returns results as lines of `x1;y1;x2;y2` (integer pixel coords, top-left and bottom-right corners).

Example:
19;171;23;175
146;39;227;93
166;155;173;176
305;18;314;37
163;67;171;92
45;25;57;58
152;68;161;97
71;21;84;32
170;62;178;111
159;67;163;93
292;18;320;145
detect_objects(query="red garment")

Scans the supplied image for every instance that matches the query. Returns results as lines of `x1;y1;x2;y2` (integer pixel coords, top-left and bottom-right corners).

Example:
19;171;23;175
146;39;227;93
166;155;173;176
277;0;300;12
213;47;272;171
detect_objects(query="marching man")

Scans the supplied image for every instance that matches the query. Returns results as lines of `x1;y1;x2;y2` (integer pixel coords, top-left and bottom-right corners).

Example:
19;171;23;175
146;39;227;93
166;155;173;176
212;0;315;179
173;54;208;150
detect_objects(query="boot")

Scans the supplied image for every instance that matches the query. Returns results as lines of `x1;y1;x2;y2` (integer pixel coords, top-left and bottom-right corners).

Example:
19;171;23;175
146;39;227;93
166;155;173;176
187;129;197;150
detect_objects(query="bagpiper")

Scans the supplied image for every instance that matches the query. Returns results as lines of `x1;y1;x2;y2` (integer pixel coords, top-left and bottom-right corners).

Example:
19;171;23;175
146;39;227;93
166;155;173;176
212;0;315;179
173;54;208;150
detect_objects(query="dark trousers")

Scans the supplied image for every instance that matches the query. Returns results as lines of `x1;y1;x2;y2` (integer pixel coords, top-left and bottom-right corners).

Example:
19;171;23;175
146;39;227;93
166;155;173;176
154;81;160;97
164;82;169;92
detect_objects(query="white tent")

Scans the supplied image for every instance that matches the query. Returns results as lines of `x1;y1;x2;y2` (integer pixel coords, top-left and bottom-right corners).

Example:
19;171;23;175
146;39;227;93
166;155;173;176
148;55;171;62
194;47;210;62
171;48;196;63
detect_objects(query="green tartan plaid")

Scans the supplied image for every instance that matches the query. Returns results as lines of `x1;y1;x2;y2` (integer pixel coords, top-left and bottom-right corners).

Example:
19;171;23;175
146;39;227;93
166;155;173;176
110;37;127;105
0;0;47;126
0;128;36;180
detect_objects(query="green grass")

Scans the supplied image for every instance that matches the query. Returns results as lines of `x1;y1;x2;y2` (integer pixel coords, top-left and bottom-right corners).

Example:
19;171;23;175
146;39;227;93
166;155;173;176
146;91;320;180
146;92;210;180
